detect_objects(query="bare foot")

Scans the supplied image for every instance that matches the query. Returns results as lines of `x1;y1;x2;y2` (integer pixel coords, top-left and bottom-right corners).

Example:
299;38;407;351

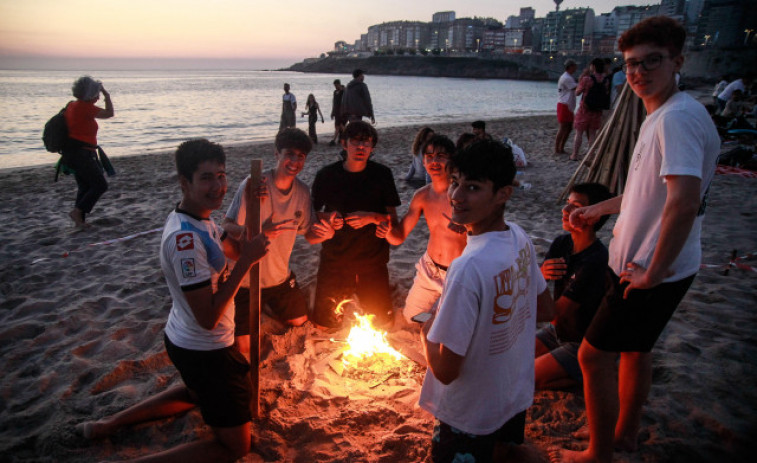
548;448;598;463
69;209;91;229
76;420;111;439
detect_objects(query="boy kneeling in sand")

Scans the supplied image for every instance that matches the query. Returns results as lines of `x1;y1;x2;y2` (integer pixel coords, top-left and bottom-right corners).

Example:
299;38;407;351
78;139;269;462
223;128;332;359
418;139;554;462
377;134;467;325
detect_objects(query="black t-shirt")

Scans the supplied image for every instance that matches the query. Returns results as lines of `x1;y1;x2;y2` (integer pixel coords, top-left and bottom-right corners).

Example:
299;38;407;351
545;234;609;342
312;160;401;269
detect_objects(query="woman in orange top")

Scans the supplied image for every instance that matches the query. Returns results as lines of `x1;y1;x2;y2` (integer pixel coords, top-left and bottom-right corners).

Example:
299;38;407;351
62;76;114;229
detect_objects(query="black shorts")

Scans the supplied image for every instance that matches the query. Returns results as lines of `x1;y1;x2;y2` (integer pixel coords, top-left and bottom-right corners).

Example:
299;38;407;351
164;334;252;428
234;272;308;335
584;271;695;352
431;411;526;463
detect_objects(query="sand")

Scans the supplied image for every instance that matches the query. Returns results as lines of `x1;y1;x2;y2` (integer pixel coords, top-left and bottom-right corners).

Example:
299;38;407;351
1;113;756;462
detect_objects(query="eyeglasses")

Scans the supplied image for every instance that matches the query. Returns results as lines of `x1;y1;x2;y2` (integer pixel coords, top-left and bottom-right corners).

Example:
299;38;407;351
621;53;669;74
348;138;372;147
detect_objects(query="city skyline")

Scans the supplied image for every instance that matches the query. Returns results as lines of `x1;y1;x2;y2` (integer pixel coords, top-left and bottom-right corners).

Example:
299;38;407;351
2;0;646;69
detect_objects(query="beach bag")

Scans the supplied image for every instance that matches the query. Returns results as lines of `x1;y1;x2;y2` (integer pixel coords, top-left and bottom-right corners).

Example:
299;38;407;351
42;103;71;153
583;75;611;111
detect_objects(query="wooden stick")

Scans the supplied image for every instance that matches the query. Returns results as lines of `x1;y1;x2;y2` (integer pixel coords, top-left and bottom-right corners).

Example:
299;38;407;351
246;160;263;419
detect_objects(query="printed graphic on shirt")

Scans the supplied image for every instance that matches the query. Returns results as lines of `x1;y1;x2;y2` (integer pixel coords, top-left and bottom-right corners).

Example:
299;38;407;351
489;245;532;355
181;258;196;278
176;233;194;251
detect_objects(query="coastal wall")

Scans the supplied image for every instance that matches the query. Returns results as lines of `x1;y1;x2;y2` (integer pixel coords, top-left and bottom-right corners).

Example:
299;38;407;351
287;49;756;83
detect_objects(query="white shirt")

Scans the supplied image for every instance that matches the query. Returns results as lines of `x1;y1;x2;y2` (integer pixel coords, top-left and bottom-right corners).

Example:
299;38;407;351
718;79;744;101
557;71;578;111
609;92;720;281
419;223;547;435
162;209;234;350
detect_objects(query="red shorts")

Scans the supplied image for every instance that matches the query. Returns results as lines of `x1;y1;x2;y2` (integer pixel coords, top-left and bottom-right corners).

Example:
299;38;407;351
557;103;574;124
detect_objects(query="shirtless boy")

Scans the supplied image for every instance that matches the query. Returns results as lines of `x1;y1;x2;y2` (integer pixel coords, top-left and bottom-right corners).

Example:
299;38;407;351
378;135;467;324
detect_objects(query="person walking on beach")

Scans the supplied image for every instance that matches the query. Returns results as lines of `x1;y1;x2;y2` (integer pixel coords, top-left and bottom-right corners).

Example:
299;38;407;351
535;183;612;390
571;58;607;161
62;75;113;229
329;79;345;145
301;94;324;144
378;134;467;325
551;16;720;463
341;69;375;124
279;83;297;131
223;128;332;360
418;139;553;462
555;60;578;155
78;139;269;462
310;120;400;329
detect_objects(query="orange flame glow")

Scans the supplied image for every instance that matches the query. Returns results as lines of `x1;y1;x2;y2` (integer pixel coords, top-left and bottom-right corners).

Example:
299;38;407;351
342;313;402;367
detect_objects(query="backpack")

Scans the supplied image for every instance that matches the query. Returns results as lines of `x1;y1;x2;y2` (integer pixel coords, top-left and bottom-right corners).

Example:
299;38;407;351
42;103;71;153
583;75;611;111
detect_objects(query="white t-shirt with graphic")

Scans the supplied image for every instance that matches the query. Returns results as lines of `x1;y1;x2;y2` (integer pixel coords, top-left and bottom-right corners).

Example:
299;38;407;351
226;170;314;288
419;222;547;435
161;209;234;351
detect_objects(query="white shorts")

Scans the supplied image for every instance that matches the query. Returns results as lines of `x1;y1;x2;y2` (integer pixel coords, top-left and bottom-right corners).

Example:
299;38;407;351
403;252;448;323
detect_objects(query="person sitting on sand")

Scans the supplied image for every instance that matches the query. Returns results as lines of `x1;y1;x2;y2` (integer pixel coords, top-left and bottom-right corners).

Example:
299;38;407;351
77;139;269;462
535;183;611;390
310;120;401;330
223;128;331;361
471;120;493;140
418;139;554;462
551;16;720;463
378;134;467;325
403;126;434;187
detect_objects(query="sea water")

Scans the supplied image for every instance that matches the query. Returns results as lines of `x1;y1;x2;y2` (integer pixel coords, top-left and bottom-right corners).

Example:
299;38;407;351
0;70;555;170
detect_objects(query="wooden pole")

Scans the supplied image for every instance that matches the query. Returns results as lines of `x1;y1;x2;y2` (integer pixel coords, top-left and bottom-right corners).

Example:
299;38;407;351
246;160;262;419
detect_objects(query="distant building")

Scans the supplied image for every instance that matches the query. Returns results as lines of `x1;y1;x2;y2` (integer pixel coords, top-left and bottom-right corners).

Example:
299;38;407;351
365;21;430;51
433;11;455;24
695;0;757;48
542;8;595;54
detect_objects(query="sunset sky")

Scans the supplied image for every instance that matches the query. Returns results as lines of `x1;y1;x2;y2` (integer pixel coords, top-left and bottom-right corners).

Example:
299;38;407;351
1;0;641;69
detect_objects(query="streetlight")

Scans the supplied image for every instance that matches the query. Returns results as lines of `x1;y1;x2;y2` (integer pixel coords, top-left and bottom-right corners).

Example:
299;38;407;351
514;38;518;51
581;38;585;54
704;34;711;47
549;38;554;52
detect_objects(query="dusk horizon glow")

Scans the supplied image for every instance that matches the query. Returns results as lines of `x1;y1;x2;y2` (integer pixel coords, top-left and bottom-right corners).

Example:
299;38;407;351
1;0;651;70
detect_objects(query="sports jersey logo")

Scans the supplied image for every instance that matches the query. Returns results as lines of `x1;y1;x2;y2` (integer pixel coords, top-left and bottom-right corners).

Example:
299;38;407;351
181;258;196;278
176;233;194;251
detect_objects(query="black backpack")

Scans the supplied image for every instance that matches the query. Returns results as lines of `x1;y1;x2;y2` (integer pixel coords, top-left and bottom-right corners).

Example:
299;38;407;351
42;103;71;153
583;75;611;111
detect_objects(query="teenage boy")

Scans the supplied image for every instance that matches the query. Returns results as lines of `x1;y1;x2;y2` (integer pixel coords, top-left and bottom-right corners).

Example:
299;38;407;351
377;135;467;324
78;139;269;462
553;16;720;463
311;120;401;329
535;183;612;390
223;128;328;359
419;139;554;462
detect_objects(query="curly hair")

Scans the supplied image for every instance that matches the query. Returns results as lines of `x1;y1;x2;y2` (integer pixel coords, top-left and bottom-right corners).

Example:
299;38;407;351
618;16;685;57
175;139;226;181
72;75;101;100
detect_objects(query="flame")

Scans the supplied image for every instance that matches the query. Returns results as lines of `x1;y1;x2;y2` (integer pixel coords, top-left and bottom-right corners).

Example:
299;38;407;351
334;298;353;318
342;313;402;367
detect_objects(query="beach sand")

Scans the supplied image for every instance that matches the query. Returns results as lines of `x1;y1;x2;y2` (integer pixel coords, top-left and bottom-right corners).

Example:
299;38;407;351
1;114;756;462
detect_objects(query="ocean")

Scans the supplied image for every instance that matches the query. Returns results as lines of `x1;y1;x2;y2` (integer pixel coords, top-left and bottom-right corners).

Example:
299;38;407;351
0;70;555;170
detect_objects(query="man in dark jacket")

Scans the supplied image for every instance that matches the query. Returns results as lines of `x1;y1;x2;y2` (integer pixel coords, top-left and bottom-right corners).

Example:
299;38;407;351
342;69;375;125
329;79;345;145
